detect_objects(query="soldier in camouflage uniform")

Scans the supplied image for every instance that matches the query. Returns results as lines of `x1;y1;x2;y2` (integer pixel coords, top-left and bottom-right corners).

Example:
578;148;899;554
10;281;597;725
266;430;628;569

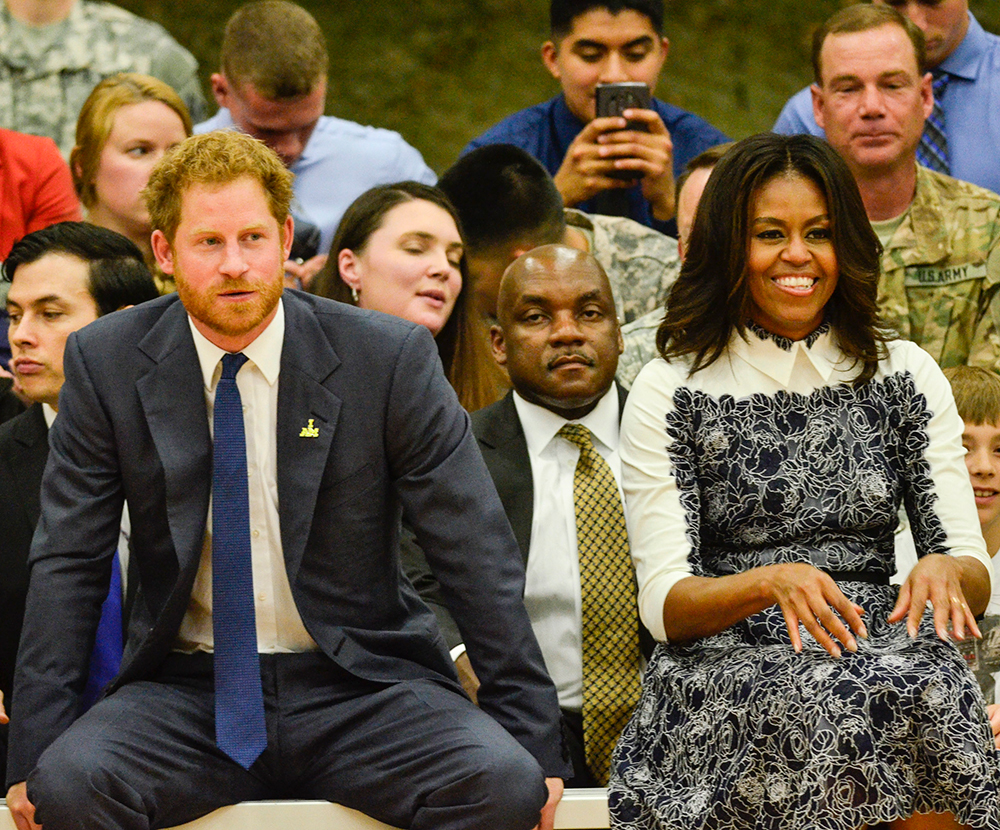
564;208;679;325
616;145;730;387
877;165;1000;371
438;144;679;325
812;4;1000;372
0;0;205;159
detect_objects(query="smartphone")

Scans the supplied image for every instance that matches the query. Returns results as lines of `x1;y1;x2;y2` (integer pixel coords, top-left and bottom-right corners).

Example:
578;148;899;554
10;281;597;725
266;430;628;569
594;82;651;180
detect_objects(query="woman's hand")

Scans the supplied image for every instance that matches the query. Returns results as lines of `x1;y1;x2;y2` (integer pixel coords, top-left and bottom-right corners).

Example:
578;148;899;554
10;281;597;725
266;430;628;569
758;563;868;658
889;553;982;641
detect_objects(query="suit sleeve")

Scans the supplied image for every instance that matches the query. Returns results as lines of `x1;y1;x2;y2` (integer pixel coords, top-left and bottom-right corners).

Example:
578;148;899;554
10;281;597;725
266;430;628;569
399;523;463;651
6;333;123;786
385;326;570;778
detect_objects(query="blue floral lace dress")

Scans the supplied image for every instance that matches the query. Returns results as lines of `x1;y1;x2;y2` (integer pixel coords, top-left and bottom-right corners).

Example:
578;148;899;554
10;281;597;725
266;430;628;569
611;326;1000;830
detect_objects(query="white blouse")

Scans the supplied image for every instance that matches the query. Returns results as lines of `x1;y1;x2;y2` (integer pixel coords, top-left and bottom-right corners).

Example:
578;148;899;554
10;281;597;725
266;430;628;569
620;328;993;642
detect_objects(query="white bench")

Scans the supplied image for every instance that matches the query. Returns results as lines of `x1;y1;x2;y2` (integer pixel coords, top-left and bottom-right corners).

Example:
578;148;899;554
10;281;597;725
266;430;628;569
0;788;610;830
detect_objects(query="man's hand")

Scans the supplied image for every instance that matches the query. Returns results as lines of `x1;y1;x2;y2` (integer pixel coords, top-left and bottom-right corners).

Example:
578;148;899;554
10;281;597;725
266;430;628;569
283;254;328;290
553;110;675;220
0;688;7;723
533;777;564;830
6;782;41;830
453;651;480;705
595;109;675;220
553;117;639;207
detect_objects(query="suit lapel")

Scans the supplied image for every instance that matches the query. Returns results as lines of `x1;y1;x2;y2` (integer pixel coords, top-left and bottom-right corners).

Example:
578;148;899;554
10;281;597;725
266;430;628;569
135;301;211;575
11;404;49;528
275;294;341;585
474;392;534;564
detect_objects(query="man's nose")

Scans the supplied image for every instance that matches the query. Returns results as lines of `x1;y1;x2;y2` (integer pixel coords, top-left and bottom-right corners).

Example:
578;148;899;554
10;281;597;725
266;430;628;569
549;312;585;343
220;240;250;276
9;313;37;347
858;84;886;117
268;133;305;166
599;52;632;84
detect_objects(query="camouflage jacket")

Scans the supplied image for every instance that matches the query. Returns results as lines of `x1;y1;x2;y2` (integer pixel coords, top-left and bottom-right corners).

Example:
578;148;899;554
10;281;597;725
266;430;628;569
617;307;662;389
566;208;680;325
880;165;1000;371
0;0;205;158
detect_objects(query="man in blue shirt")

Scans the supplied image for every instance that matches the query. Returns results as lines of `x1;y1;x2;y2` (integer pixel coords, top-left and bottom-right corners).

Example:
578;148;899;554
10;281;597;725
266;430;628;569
195;1;436;283
464;0;727;237
774;0;1000;196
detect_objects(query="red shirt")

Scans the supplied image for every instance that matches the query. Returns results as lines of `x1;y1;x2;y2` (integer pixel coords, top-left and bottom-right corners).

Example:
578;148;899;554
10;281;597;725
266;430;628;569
0;128;81;260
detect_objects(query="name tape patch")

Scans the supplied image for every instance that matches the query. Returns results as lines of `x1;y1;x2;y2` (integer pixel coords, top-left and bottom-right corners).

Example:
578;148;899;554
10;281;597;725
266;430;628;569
904;262;987;287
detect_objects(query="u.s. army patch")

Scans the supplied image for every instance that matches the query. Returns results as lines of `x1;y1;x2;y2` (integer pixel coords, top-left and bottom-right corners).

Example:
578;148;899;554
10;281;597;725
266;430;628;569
904;262;987;286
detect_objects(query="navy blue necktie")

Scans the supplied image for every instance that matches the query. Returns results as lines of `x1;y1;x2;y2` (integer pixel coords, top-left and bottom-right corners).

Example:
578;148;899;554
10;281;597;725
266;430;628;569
917;70;950;174
80;551;123;710
212;352;267;769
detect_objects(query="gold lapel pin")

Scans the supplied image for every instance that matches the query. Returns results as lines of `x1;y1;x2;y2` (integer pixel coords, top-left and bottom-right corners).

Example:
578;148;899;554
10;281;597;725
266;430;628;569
299;418;320;438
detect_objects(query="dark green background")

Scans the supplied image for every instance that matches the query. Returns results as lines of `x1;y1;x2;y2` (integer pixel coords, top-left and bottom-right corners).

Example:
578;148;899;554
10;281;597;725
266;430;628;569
115;1;1000;173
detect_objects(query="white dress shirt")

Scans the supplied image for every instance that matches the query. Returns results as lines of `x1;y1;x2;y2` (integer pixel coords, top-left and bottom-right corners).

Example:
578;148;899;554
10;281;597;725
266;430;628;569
514;386;623;711
175;300;318;654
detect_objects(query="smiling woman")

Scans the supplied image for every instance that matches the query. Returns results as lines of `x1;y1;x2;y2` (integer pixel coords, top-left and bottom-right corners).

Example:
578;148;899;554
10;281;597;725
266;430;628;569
310;182;504;412
610;132;1000;830
71;73;193;292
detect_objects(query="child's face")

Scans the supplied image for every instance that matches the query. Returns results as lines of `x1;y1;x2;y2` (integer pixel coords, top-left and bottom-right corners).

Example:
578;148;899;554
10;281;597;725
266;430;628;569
962;421;1000;535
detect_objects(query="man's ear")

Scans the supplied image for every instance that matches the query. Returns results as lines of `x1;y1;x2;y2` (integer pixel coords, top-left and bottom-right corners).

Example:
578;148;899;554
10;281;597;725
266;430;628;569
811;83;826;131
616;324;624;356
150;229;174;275
541;41;561;80
210;73;231;109
282;214;294;261
920;71;934;120
489;325;508;367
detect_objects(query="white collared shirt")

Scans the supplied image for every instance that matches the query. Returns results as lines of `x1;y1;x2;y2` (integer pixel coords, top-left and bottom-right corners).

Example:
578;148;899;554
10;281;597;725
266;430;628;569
514;386;623;711
176;300;318;654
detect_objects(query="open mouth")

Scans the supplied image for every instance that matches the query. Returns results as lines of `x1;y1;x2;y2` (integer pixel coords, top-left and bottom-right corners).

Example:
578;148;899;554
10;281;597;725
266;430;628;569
974;488;999;504
772;275;818;295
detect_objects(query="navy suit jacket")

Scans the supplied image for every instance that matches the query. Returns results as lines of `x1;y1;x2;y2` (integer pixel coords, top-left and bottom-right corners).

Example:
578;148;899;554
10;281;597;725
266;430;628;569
0;404;47;782
7;291;568;784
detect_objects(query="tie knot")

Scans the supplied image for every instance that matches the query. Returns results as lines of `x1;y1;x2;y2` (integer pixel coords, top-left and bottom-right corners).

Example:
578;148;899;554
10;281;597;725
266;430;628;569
221;352;249;381
558;422;595;451
932;70;949;95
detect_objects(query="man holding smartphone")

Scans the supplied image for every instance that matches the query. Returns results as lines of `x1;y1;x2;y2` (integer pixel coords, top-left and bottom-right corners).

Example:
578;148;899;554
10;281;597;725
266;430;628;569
463;0;728;237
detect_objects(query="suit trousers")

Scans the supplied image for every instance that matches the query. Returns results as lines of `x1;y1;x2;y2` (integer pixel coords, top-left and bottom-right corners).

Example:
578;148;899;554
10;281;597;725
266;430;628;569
27;652;548;830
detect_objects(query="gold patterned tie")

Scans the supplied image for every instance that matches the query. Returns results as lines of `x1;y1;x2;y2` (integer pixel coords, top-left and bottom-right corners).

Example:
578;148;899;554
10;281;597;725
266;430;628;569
558;423;642;785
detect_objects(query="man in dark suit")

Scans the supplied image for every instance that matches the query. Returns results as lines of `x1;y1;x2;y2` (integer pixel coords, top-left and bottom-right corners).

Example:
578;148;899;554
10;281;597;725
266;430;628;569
0;222;159;784
5;132;569;830
407;244;648;787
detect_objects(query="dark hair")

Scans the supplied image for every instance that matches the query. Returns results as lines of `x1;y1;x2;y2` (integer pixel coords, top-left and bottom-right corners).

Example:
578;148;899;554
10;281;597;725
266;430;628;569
311;182;504;411
438;145;567;257
943;366;1000;426
551;0;663;39
3;222;159;316
674;142;734;206
657;133;890;387
812;3;926;83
